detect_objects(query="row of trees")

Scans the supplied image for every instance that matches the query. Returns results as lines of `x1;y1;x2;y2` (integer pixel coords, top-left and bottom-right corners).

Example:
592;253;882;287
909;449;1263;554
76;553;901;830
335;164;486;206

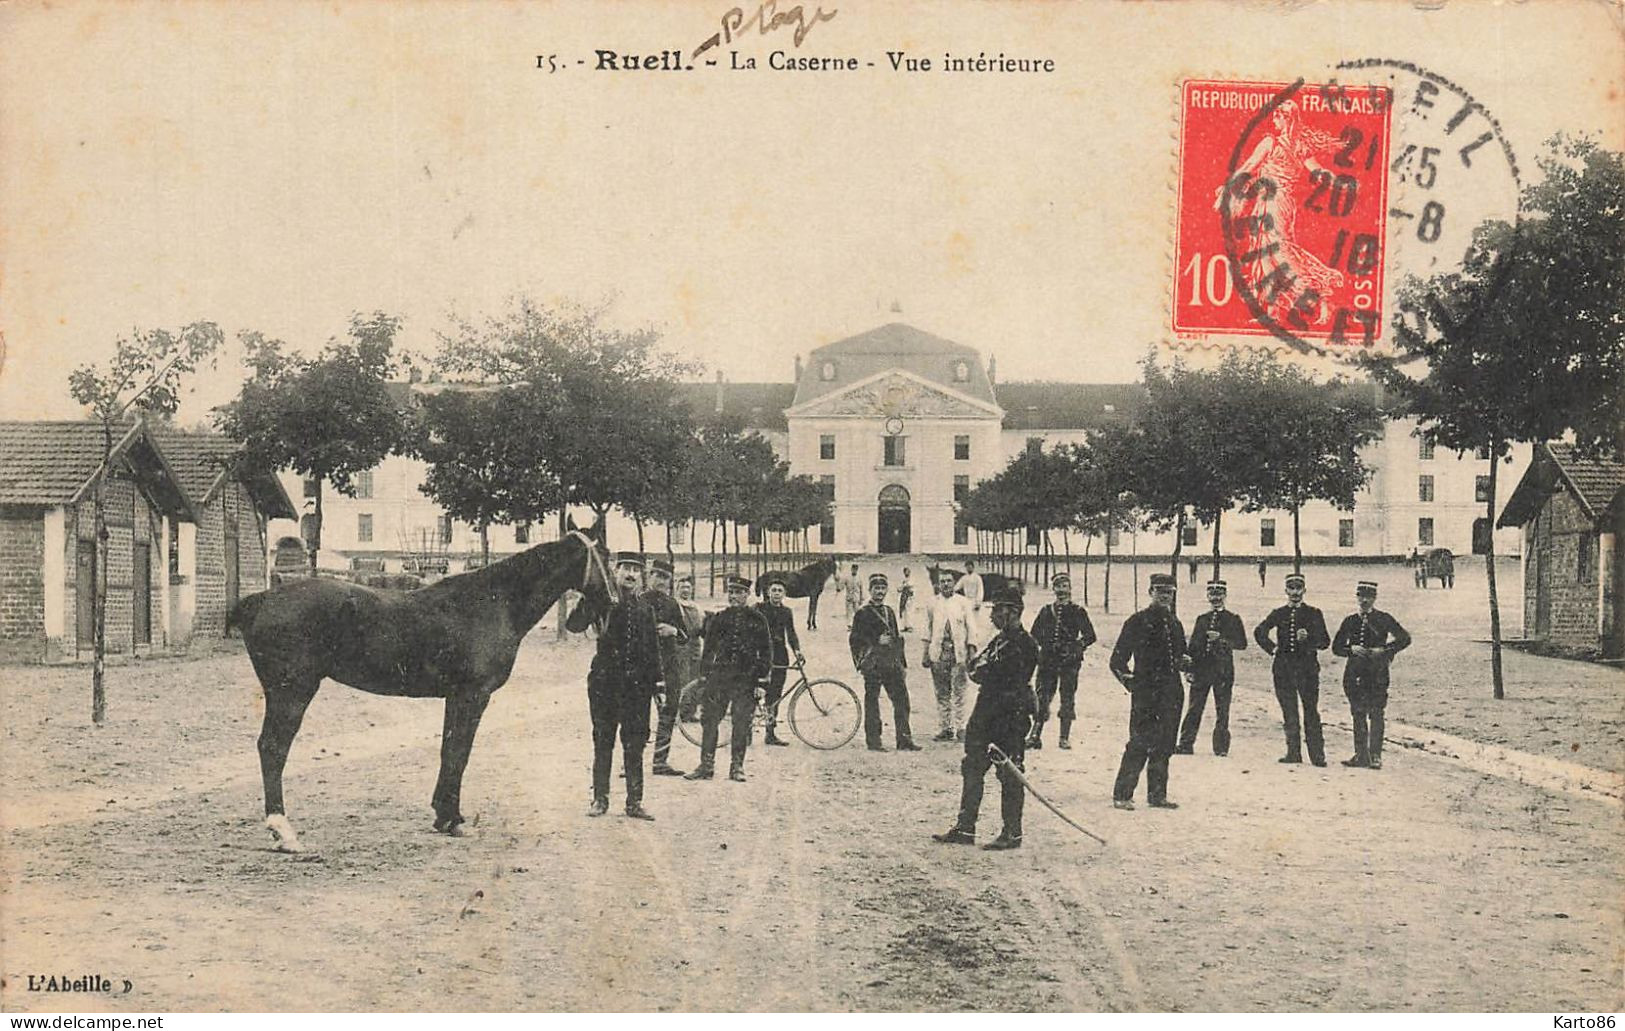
213;299;832;587
959;348;1383;611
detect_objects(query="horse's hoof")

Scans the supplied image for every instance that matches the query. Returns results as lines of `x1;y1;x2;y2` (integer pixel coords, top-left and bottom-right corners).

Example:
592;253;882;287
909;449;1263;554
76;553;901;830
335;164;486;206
265;814;304;854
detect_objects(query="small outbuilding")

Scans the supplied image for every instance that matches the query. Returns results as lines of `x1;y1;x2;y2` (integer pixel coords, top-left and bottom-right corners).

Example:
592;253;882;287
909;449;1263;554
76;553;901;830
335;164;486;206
1498;442;1625;660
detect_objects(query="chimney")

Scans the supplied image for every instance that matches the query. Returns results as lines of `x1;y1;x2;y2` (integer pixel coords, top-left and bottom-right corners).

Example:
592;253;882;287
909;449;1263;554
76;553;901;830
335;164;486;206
987;355;997;384
794;354;803;382
715;369;726;414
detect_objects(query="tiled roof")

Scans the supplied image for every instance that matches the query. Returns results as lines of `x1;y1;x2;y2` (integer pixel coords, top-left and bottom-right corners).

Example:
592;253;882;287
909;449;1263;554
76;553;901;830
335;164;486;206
674;382;796;432
793;324;997;409
151;428;298;521
1548;443;1625;520
0;420;195;518
995;382;1145;431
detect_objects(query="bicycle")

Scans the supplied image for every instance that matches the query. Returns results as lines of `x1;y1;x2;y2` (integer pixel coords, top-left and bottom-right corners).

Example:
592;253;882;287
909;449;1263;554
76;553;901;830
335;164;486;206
677;659;861;750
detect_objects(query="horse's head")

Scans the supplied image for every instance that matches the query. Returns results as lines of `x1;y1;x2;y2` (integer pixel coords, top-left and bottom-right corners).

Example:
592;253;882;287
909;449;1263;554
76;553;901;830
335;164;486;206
564;526;614;634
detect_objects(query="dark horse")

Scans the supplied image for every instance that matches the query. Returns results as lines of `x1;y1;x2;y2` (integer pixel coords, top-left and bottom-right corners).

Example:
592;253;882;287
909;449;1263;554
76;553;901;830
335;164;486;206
1413;547;1456;589
755;558;837;630
227;528;614;852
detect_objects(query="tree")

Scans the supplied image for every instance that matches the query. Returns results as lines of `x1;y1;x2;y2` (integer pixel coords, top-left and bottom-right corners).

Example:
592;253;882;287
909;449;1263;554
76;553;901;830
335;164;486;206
1067;433;1141;613
1240;357;1382;573
216;313;407;572
69;322;224;724
1363;134;1624;700
409;385;563;566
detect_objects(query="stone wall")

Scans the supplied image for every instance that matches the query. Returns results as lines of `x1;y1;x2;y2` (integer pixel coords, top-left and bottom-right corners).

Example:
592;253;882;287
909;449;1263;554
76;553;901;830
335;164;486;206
1527;488;1601;649
0;508;46;660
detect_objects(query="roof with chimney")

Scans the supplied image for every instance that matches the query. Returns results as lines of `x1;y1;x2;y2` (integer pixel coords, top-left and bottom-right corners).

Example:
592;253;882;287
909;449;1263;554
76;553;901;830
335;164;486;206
792;324;997;409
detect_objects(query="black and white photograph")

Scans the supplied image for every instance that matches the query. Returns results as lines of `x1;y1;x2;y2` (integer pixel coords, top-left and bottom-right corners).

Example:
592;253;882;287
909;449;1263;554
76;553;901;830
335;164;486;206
0;0;1620;1016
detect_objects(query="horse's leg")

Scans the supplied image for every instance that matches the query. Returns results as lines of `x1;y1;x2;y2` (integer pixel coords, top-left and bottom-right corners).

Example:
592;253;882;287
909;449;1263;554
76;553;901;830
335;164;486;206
257;675;320;853
808;590;818;630
432;689;492;836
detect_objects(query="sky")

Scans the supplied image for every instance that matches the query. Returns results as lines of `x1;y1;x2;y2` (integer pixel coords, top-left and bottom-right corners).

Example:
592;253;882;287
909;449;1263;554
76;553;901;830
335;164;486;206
1;0;1619;423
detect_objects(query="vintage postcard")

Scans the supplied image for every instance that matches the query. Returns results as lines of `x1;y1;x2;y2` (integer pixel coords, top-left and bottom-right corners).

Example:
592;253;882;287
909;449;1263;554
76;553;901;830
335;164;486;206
1;0;1621;1016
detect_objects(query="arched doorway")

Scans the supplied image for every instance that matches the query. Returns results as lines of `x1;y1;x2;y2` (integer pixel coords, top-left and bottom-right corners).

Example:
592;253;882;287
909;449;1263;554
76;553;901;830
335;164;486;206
878;484;911;554
1471;517;1492;555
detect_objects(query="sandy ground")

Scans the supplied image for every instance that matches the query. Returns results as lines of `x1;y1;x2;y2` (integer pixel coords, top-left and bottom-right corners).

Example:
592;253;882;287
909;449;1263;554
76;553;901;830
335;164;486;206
1;558;1620;1012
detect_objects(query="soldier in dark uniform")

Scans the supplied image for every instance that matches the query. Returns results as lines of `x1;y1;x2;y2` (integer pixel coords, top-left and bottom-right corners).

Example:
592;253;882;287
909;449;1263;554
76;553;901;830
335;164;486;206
1109;572;1188;810
645;558;691;777
1253;572;1332;766
1027;572;1097;751
1333;581;1412;769
850;572;919;752
1176;579;1248;757
686;573;771;783
932;587;1039;850
588;552;665;820
754;572;804;747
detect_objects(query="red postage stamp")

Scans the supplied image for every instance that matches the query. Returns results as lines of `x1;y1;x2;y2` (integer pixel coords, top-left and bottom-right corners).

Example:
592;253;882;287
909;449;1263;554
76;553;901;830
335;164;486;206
1173;78;1394;348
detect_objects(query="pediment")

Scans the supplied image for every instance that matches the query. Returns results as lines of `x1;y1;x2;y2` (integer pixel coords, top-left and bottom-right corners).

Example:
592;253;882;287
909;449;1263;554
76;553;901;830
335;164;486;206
788;371;1000;420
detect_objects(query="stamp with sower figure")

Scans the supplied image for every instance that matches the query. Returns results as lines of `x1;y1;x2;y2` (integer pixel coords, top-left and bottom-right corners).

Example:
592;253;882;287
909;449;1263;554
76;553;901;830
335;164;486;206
1174;78;1393;349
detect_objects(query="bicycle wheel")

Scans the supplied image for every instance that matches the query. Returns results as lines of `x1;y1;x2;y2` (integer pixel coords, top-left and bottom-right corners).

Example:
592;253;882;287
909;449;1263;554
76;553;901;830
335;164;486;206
787;678;861;750
677;677;713;748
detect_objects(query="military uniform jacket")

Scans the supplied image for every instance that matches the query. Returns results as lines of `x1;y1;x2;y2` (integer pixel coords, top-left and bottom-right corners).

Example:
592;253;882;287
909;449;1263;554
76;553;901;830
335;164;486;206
588;590;663;697
644;589;689;675
1254;604;1331;668
1030;601;1097;669
754;601;801;664
1332;609;1412;690
967;625;1040;729
1109;607;1187;689
700;605;771;685
850;602;907;675
1188;609;1248;678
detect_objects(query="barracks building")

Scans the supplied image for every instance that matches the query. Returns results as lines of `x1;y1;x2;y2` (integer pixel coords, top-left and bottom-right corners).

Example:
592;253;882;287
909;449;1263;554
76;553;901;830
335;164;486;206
272;323;1526;570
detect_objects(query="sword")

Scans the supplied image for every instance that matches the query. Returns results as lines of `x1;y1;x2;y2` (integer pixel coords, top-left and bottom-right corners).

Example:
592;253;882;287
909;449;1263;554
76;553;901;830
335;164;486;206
987;742;1108;847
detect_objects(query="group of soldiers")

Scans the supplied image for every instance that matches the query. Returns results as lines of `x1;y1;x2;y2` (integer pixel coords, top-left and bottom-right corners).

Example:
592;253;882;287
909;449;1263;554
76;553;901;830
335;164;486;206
583;550;1410;854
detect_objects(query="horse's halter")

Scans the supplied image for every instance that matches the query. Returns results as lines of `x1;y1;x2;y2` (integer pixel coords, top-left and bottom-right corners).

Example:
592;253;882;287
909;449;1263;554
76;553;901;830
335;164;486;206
567;530;613;632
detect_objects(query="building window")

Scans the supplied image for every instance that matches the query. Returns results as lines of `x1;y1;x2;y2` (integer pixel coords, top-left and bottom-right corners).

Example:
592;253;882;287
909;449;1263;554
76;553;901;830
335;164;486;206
1418;475;1435;503
668;521;686;546
355;469;374;499
820;360;836;381
438;514;453;545
883;436;907;467
1339;519;1355;548
1107;525;1120;547
954;516;968;546
1181;523;1198;548
1418;518;1434;547
357;514;373;543
954;435;970;461
302;476;320;498
1260;518;1276;548
819;434;835;460
168;520;180;576
1418;439;1434;460
514;522;530;544
747;524;762;545
953;475;969;503
819;476;835;545
1579;534;1596;583
1475;475;1491;503
1476;444;1492;460
953;360;970;383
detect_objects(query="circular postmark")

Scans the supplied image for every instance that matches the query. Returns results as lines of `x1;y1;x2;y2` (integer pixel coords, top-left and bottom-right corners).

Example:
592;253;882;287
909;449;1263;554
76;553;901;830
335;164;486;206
1210;61;1522;357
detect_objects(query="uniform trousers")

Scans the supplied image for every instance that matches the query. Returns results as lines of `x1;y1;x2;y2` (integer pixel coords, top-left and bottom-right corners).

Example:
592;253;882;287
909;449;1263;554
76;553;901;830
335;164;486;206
1178;671;1234;755
1033;662;1081;734
862;667;915;748
589;682;651;805
957;715;1027;838
697;674;756;774
651;656;683;768
1272;661;1324;762
930;644;968;735
1112;677;1184;803
1345;675;1389;761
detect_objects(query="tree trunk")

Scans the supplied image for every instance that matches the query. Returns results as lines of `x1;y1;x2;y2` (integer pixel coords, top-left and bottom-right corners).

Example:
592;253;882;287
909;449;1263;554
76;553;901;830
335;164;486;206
1293;503;1303;574
709;520;719;596
480;522;490;568
634;515;645;555
1170;508;1185;580
1078;534;1088;606
1063;528;1074;594
310;480;324;573
1210;508;1222;581
688;518;697;587
92;423;111;725
1487;447;1505;700
1104;524;1114;614
1132;526;1140;602
557;508;570;639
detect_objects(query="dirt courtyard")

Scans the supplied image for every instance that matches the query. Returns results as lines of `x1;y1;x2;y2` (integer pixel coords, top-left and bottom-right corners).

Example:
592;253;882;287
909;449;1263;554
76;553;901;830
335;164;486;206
2;558;1620;1012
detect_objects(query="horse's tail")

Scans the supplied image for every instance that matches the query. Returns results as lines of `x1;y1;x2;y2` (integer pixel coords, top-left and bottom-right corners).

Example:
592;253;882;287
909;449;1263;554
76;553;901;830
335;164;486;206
226;592;268;638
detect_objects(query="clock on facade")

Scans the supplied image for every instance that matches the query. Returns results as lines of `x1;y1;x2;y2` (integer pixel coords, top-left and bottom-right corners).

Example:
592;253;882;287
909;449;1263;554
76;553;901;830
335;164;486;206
884;416;905;436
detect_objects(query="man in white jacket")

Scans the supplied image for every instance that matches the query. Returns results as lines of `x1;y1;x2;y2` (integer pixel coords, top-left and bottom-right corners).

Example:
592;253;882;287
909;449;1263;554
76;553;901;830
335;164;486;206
955;558;988;651
923;571;977;741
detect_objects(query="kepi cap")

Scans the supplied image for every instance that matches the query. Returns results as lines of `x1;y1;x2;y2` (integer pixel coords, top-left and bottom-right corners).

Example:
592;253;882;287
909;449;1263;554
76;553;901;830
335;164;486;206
1206;579;1228;593
650;558;674;577
1284;572;1307;588
613;551;645;569
1356;580;1379;597
1051;572;1071;588
725;573;752;591
1149;572;1177;589
868;572;889;588
990;585;1025;610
